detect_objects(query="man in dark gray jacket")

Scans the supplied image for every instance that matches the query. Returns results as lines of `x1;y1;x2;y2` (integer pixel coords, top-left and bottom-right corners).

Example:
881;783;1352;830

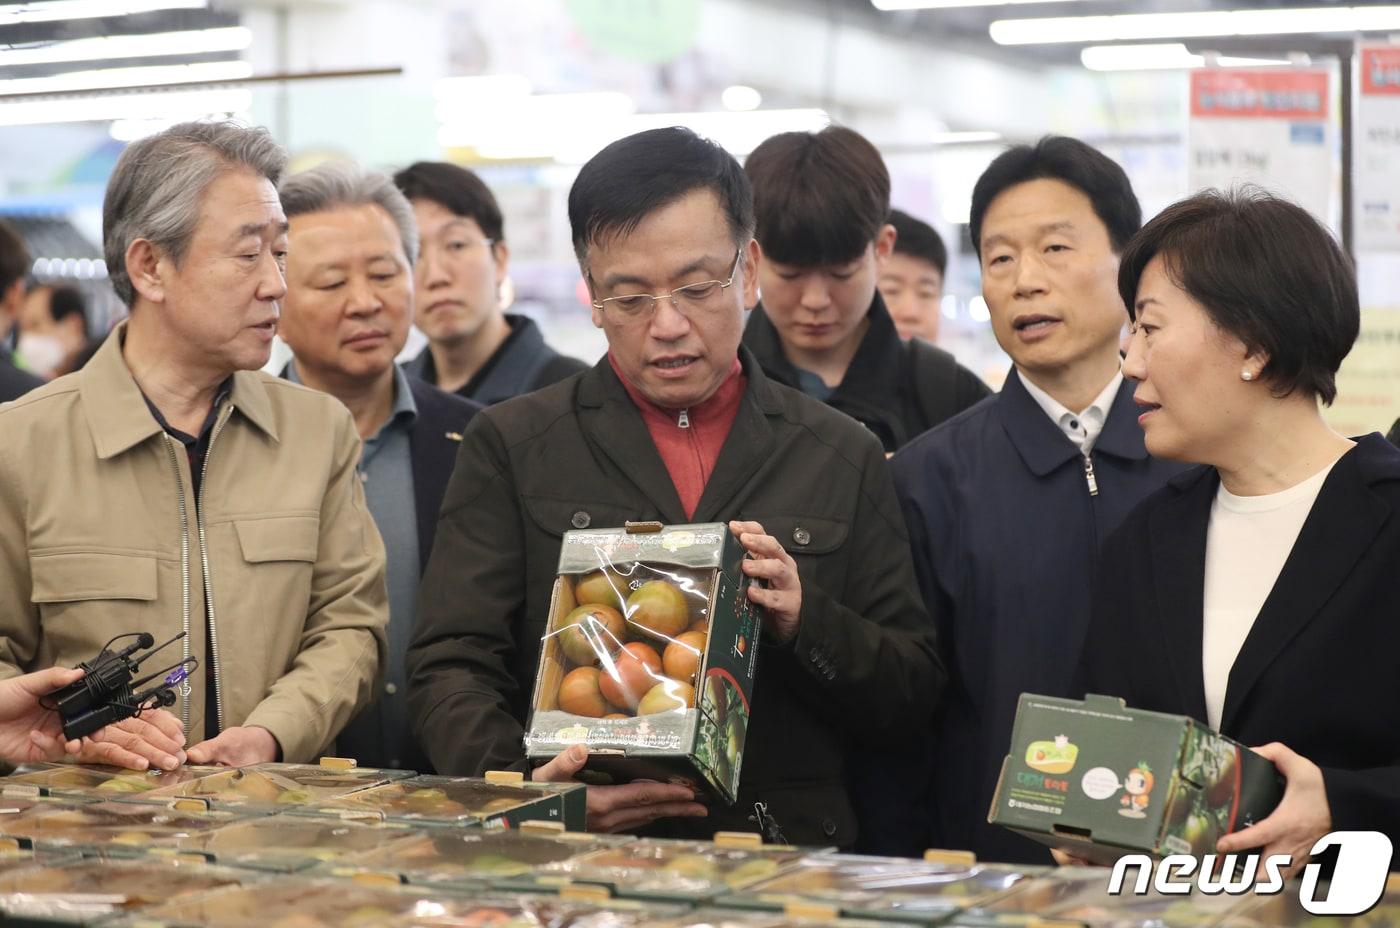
408;127;943;847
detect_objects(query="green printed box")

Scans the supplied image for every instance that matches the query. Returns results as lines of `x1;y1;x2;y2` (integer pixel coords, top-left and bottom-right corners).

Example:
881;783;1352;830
525;522;759;803
989;694;1284;864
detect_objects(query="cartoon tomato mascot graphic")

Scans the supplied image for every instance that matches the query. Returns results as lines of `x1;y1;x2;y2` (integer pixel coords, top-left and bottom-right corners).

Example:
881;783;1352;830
1118;763;1154;819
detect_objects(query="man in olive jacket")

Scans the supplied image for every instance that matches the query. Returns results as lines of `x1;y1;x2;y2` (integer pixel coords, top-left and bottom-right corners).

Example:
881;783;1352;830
0;122;388;766
408;127;943;847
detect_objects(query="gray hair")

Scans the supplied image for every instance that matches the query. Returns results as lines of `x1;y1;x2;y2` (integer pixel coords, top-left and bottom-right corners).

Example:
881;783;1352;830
278;161;419;266
103;120;287;307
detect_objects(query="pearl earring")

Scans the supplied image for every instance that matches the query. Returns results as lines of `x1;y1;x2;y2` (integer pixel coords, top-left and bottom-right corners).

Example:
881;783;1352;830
1241;371;1254;381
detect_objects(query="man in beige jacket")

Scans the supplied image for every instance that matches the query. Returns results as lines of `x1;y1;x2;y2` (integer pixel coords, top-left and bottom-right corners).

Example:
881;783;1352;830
0;121;388;766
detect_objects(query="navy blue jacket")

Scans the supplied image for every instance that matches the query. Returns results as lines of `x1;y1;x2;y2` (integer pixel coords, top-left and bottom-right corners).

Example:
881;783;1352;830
889;368;1189;862
405;313;589;406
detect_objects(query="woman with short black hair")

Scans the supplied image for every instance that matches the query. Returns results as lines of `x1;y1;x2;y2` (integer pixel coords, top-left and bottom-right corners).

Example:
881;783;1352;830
1076;188;1400;868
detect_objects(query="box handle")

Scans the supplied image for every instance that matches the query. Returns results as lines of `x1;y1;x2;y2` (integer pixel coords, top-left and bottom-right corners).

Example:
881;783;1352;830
485;770;526;785
319;756;359;770
170;798;210;813
350;870;405;887
923;848;977;866
624;521;664;534
713;830;764;849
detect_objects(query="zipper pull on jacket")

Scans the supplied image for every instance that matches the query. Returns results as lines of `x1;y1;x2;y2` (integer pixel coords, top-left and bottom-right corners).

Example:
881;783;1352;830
677;409;690;429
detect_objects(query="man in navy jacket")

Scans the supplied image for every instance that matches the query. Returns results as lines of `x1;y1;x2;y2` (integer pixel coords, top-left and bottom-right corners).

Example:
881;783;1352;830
892;137;1188;863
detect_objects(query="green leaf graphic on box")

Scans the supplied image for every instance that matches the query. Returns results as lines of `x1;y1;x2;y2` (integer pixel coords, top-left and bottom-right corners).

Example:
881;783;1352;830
1025;735;1078;774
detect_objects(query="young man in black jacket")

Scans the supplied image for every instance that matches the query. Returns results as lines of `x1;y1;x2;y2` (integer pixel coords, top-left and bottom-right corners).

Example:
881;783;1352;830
395;161;589;404
0;220;43;403
407;127;943;847
741;126;989;453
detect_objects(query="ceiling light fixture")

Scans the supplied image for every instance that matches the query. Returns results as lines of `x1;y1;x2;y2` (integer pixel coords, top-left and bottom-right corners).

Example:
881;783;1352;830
991;5;1400;45
0;87;251;126
0;0;207;27
0;61;253;96
874;0;1080;8
721;84;762;112
1081;42;1292;70
0;26;252;68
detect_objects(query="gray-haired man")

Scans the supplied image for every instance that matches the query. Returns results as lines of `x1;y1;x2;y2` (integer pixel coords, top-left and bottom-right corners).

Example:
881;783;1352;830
0;121;389;766
276;162;479;770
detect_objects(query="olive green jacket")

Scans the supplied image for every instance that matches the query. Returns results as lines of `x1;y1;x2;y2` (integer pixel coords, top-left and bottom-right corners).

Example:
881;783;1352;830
0;326;388;762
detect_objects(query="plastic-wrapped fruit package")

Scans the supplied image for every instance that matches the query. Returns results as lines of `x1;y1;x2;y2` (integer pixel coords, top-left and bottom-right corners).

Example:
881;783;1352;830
0;798;246;853
978;865;1239;926
527;523;760;804
133;877;632;928
527;838;806;901
306;774;585;830
0;856;253;921
727;853;1029;921
143;761;404;808
650;908;914;928
2;762;226;798
344;828;622;883
173;814;422;871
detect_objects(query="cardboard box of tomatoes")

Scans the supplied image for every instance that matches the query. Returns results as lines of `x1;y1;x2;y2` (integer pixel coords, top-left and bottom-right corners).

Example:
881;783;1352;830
988;694;1284;864
524;521;760;803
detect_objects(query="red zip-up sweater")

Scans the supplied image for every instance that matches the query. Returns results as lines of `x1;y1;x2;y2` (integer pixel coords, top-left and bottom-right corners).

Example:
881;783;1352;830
609;354;746;520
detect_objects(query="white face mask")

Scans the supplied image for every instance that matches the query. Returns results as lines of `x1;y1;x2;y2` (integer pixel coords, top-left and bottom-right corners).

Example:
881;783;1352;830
16;332;67;378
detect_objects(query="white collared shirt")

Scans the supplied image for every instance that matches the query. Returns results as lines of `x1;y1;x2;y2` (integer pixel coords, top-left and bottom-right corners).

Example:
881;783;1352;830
1021;369;1124;455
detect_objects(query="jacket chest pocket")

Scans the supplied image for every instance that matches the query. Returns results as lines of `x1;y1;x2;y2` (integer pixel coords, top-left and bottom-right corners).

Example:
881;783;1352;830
737;513;851;594
30;551;162;656
520;496;647;539
230;516;320;647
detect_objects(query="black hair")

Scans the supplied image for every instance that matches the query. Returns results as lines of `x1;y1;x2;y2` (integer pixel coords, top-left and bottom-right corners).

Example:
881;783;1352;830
393;161;505;242
0;219;30;297
1118;188;1358;406
568;127;753;261
889;208;947;276
970;136;1141;257
744;125;889;267
47;285;90;339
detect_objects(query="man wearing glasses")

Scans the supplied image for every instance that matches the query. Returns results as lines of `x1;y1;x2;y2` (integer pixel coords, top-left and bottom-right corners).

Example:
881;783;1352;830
394;161;588;405
408;127;943;846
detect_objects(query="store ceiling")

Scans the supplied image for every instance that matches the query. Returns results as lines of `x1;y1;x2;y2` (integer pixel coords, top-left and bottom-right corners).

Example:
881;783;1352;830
812;0;1400;68
0;3;242;80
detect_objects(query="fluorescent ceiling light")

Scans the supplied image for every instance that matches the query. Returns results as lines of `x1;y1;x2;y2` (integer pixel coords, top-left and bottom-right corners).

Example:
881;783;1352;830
931;130;1002;144
991;5;1400;45
1081;43;1290;70
0;1;206;27
0;61;253;96
0;87;252;126
0;27;252;68
721;84;762;111
876;0;1074;8
437;91;636;147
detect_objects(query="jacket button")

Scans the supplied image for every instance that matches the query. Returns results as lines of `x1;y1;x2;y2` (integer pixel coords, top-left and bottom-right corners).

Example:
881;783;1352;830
808;648;820;662
792;527;810;547
822;818;837;837
384;683;398;695
571;511;591;529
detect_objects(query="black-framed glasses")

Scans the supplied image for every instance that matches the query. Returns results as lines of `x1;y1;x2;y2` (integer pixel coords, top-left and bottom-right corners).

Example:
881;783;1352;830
591;250;742;324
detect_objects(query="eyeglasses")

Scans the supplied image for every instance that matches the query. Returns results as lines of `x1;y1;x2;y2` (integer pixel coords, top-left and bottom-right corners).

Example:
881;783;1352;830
591;250;742;324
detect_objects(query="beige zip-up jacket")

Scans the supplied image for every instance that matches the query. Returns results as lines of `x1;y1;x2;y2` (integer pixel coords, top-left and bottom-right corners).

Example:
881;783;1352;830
0;328;388;762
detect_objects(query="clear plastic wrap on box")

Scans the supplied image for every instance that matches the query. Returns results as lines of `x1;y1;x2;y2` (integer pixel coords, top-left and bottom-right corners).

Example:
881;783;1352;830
142;761;405;809
172;813;423;872
527;838;806;902
0;797;247;854
305;773;584;829
343;827;622;884
0;855;253;922
725;853;1030;922
3;762;226;799
526;523;759;803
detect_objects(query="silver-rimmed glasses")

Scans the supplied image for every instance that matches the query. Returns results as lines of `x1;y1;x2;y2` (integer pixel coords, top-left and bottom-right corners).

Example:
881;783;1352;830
591;250;743;324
